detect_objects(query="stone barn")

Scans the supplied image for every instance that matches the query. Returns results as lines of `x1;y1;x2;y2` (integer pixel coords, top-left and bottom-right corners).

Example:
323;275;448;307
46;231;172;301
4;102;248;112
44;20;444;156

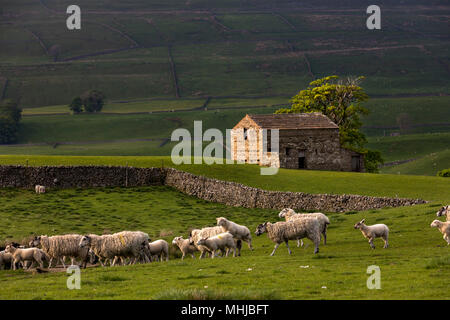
230;113;364;172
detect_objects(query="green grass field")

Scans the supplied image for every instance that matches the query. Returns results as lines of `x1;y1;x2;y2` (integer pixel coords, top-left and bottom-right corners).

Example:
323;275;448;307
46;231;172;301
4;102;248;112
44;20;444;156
0;157;449;299
1;1;449;107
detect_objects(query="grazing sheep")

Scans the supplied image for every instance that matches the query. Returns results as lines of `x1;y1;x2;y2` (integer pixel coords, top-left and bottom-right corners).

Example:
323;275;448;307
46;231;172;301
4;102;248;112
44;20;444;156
31;234;91;268
279;208;330;247
5;245;44;270
430;220;450;245
0;251;13;270
189;226;224;259
79;231;150;267
35;185;46;194
354;219;389;249
196;232;236;258
172;236;198;260
255;218;320;256
216;217;253;254
143;239;169;262
436;205;450;221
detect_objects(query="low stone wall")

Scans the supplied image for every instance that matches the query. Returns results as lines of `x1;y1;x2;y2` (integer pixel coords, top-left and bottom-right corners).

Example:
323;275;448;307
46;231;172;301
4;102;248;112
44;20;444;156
0;165;165;189
0;165;426;212
163;168;426;212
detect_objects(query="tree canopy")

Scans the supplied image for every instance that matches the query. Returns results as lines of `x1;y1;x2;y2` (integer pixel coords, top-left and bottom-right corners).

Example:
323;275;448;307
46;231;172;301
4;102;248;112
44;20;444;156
0;99;22;144
80;90;106;113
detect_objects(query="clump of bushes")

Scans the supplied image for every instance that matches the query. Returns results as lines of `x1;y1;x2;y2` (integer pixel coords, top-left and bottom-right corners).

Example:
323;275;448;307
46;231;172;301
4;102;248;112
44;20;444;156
69;90;106;114
437;169;450;177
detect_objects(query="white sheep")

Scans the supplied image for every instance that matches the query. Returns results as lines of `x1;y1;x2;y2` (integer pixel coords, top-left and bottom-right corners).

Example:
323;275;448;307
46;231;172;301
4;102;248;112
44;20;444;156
172;236;198;260
79;231;149;267
216;217;253;254
143;239;169;262
430;220;450;245
31;234;91;268
255;218;321;256
279;208;330;247
354;219;389;249
0;250;13;270
35;185;46;194
5;245;45;270
196;232;236;258
436;205;450;221
189;226;224;259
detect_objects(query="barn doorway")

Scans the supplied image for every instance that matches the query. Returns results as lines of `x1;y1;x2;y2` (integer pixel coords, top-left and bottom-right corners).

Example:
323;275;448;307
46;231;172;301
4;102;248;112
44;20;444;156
298;150;306;169
352;156;361;172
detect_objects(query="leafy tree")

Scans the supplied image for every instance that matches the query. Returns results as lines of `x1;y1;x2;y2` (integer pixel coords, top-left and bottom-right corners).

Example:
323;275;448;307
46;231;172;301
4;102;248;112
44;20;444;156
276;75;383;172
69;96;83;114
0;99;22;144
0;99;22;123
80;90;106;113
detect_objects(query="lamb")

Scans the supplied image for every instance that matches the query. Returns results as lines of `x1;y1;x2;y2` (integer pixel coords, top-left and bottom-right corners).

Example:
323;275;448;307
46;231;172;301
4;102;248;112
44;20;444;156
216;217;253;255
279;208;330;246
35;185;46;194
436;205;450;221
172;236;198;260
430;220;450;245
31;234;91;268
189;226;224;259
255;218;321;256
79;231;150;266
354;219;389;249
0;250;12;270
196;232;236;258
5;245;45;270
142;239;169;262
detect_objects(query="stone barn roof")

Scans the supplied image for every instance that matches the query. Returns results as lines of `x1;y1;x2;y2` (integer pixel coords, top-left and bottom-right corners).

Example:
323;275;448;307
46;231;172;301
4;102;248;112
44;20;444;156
235;113;339;130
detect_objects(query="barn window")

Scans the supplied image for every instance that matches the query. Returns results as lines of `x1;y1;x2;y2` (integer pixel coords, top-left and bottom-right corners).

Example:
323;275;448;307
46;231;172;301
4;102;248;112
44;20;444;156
244;128;248;140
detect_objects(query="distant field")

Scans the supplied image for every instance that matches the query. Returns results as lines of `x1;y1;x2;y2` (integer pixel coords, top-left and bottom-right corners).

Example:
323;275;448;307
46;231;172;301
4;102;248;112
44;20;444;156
367;132;450;162
1;2;449;106
381;149;450;176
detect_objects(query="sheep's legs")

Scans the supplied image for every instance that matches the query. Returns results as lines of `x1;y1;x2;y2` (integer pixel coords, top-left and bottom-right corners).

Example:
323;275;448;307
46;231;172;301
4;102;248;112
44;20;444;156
285;241;292;255
323;231;327;245
270;243;281;256
247;239;254;251
369;239;375;249
382;237;389;248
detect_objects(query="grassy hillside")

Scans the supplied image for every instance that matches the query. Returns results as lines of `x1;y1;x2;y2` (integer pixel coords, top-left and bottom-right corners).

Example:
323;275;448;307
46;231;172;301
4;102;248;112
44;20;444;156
381;149;450;176
0;170;448;299
1;1;449;107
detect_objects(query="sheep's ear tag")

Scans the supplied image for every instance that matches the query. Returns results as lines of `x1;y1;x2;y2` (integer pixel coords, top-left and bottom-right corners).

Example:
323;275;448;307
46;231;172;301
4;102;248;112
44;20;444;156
218;235;222;240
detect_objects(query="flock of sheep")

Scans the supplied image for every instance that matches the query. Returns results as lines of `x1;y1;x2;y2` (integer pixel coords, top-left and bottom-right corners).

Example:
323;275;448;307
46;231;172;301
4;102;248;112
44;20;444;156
0;199;449;271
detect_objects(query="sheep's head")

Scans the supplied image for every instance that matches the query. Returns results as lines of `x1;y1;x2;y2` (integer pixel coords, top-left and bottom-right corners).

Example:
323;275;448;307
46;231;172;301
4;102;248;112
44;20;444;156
354;219;366;229
172;236;182;245
4;244;15;253
255;222;268;236
278;208;295;219
436;205;449;217
29;236;41;247
430;220;441;228
216;217;227;227
79;235;91;248
197;238;208;246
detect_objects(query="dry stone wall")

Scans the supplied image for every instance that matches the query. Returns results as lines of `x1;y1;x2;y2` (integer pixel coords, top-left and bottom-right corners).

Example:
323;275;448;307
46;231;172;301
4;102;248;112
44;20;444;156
0;165;426;212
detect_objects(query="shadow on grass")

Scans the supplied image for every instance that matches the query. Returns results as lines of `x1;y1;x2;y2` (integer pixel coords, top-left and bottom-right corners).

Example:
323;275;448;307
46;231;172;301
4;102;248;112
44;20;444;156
153;288;281;300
